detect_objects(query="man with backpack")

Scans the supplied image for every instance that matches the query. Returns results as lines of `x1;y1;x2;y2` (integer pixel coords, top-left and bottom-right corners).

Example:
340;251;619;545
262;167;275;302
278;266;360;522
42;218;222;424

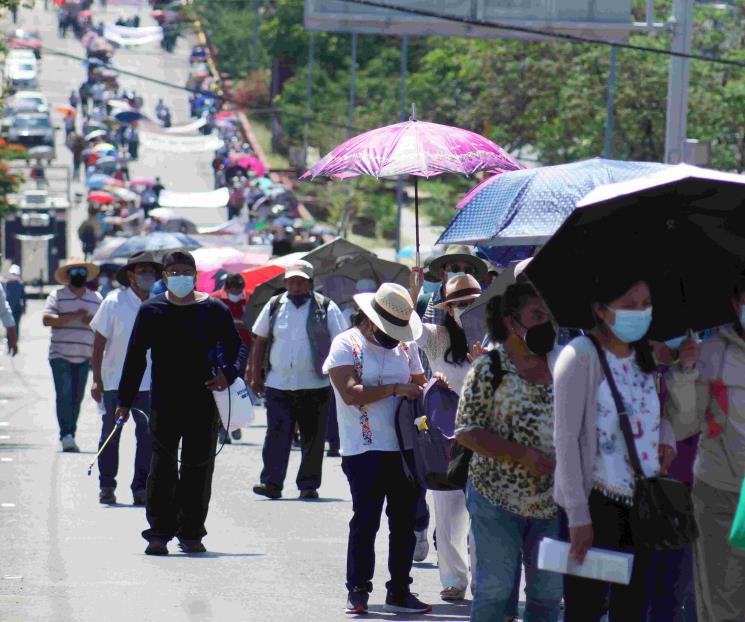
248;260;346;500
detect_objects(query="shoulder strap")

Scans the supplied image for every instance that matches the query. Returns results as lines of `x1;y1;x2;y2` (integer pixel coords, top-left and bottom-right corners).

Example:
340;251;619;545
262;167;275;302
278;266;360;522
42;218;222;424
394;397;418;484
487;348;506;391
587;335;646;479
268;293;283;317
313;291;330;311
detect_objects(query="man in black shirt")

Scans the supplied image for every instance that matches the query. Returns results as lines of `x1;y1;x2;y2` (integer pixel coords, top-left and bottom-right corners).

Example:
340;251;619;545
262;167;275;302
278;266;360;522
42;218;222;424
116;251;242;556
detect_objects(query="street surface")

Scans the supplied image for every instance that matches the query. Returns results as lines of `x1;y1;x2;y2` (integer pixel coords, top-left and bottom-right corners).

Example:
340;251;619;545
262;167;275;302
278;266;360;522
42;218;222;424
1;3;469;621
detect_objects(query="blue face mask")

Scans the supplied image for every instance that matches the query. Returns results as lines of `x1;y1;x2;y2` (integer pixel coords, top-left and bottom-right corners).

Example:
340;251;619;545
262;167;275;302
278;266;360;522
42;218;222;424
166;275;195;298
608;307;653;343
664;335;686;350
422;281;439;295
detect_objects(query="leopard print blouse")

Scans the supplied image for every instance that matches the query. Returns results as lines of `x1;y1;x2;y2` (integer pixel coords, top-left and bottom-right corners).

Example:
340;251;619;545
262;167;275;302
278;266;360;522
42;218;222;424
455;348;557;519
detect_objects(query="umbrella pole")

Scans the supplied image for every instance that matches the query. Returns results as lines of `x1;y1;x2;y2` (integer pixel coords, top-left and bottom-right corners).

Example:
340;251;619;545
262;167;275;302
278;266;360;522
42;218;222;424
414;176;420;267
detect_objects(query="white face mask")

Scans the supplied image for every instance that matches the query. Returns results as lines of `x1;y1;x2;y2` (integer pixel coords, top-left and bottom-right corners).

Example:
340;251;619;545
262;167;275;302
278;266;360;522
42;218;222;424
227;293;243;303
453;307;466;328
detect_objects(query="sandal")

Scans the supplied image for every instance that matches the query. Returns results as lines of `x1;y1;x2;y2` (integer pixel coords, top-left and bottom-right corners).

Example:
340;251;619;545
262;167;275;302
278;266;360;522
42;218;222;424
440;586;466;601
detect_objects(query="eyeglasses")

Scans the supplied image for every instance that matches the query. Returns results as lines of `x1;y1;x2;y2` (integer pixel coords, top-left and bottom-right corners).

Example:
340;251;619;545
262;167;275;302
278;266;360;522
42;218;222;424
68;268;88;276
446;263;476;276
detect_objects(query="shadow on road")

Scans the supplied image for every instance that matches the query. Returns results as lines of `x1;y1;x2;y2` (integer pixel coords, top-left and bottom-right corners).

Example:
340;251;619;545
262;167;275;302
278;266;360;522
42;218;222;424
363;601;471;621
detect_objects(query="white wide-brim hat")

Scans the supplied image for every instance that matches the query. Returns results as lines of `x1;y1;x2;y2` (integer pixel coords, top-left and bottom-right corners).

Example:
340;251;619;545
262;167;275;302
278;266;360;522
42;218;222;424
354;282;422;343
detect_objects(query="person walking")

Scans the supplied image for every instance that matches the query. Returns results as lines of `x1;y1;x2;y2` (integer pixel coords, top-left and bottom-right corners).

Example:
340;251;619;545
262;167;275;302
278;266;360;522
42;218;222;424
115;251;243;556
89;253;160;506
456;282;562;622
324;283;431;615
67;131;86;181
4;265;26;338
69;89;80;110
0;282;18;357
42;259;102;452
248;260;346;500
553;271;677;620
422;246;486;325
665;270;745;622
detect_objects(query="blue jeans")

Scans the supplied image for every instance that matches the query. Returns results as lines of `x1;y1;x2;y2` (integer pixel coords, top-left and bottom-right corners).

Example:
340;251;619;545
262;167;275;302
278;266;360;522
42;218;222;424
645;545;697;622
99;391;152;493
49;358;90;440
466;482;562;622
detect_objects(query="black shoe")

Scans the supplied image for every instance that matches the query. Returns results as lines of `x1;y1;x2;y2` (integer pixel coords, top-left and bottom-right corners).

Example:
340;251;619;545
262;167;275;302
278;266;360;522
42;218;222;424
345;587;369;615
327;448;341;457
253;483;282;499
383;591;432;614
145;539;169;556
299;489;319;500
99;488;116;505
132;490;146;506
230;429;242;441
178;539;207;553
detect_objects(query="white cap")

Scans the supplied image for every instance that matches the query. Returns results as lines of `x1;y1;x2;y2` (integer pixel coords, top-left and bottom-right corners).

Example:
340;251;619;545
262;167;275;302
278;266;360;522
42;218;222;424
9;264;21;276
284;259;314;280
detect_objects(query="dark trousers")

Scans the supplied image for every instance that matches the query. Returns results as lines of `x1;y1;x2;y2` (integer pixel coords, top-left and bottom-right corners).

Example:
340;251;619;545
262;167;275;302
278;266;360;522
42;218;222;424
562;490;654;622
49;358;89;440
414;486;430;532
142;392;218;543
99;391;151;493
260;387;330;491
11;310;21;337
325;398;340;452
645;545;697;621
341;450;419;594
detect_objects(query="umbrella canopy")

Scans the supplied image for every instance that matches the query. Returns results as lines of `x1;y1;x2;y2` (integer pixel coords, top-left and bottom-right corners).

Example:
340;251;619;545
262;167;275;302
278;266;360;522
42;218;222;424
525;164;745;341
114;109;146;124
55;105;76;116
129;176;156;188
148;207;178;221
110;186;138;202
92;142;116;153
109;232;202;259
85;129;107;141
215;111;235;120
238;155;266;177
88;191;115;204
302;107;521;265
86;173;112;190
438;158;670;246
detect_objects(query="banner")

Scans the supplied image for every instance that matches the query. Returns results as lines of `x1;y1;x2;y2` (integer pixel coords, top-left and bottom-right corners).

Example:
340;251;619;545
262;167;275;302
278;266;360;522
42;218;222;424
158;188;230;209
103;26;163;47
140;130;221;153
141;118;207;135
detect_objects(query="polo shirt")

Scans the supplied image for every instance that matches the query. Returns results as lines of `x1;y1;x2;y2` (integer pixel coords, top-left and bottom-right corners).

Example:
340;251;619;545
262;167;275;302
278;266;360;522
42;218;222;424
43;286;102;363
90;287;151;392
252;292;346;391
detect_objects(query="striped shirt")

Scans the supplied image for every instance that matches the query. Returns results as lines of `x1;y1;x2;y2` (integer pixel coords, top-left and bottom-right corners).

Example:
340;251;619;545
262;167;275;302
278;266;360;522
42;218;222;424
44;286;102;363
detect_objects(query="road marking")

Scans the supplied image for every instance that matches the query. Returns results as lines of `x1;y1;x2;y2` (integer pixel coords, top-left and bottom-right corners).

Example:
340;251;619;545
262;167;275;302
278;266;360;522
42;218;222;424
0;458;13;462
0;435;9;440
2;576;22;580
0;422;8;426
1;503;16;508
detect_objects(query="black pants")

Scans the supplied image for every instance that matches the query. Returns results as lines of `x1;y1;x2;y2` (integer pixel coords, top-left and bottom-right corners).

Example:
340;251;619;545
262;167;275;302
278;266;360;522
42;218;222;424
562;490;654;622
260;387;330;491
142;392;219;543
342;450;419;594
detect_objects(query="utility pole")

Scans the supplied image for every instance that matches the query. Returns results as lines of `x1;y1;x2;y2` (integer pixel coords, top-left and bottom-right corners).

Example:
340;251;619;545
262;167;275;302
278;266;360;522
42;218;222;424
303;31;316;169
347;32;357;137
664;0;693;164
395;35;408;254
603;46;618;159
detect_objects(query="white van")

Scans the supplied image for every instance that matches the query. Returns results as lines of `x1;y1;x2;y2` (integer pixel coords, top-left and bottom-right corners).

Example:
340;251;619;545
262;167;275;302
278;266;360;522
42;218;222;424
4;55;38;92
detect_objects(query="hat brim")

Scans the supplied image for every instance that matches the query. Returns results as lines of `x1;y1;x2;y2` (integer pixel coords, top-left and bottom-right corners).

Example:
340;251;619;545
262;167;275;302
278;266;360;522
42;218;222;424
434;291;481;309
354;293;422;343
285;270;311;280
116;260;163;287
428;254;487;280
54;261;100;285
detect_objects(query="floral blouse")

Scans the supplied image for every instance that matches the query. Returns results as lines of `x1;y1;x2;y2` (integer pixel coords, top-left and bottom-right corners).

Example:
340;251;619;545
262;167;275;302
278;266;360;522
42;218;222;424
455;348;557;519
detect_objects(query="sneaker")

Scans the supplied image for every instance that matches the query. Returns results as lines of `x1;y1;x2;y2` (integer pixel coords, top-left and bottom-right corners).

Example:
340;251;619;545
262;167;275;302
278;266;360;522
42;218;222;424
218;428;232;444
230;429;242;441
253;483;282;499
145;539;168;556
345;587;369;615
383;591;432;614
178;539;207;553
61;434;79;453
99;487;116;504
299;489;319;500
132;490;147;506
413;529;429;562
440;586;466;601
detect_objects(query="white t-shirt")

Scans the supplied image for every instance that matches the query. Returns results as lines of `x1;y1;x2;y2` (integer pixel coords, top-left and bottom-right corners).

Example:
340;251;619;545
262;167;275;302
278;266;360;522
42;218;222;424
253;293;347;391
89;287;151;392
323;327;424;457
416;323;471;396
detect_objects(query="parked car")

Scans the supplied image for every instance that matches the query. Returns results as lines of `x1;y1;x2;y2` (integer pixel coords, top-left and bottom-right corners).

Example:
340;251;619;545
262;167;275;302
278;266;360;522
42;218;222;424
4;56;38;92
7;113;55;155
10;91;49;113
8;28;42;59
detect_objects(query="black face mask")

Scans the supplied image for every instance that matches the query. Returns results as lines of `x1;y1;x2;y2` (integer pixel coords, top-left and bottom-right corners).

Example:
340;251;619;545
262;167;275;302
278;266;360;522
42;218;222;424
288;293;311;308
69;273;87;288
372;326;400;350
523;321;556;356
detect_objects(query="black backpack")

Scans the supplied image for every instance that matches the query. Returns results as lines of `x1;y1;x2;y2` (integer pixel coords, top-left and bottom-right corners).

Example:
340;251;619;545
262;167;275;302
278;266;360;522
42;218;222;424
446;349;508;489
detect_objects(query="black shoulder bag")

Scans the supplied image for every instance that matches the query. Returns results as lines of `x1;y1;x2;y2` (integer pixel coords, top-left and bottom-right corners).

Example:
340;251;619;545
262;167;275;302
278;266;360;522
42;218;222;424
588;336;698;550
446;349;506;489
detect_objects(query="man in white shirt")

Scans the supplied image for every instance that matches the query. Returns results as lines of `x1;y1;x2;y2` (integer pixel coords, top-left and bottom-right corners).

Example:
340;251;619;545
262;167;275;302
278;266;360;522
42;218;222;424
89;252;160;506
248;260;346;499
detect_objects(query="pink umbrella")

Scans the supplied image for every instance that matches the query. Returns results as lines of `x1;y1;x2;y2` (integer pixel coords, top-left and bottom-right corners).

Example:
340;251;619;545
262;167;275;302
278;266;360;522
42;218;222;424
238;156;266;177
302;105;521;265
129;176;156;187
215;111;235;120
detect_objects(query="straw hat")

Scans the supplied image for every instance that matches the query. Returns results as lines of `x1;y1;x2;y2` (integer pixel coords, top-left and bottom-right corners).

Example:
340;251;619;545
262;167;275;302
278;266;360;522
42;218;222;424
435;274;482;309
115;251;163;287
54;258;100;285
428;245;487;281
354;282;422;342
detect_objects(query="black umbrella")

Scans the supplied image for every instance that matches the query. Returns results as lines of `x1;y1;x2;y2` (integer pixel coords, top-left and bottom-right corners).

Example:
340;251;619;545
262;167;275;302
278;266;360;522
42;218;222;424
525;165;745;341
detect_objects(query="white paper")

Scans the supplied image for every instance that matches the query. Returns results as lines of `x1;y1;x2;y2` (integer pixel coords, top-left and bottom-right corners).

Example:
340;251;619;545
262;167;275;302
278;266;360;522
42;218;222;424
538;538;634;585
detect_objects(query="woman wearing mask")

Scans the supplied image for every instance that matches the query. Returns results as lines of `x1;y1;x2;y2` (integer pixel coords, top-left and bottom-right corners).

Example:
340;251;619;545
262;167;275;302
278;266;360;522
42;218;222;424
553;273;677;620
324;283;431;615
411;274;482;601
664;272;745;622
455;282;561;622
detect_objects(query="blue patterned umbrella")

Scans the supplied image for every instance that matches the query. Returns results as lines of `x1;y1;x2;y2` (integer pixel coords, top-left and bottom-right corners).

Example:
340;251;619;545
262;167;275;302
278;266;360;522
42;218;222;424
109;232;201;259
437;158;670;247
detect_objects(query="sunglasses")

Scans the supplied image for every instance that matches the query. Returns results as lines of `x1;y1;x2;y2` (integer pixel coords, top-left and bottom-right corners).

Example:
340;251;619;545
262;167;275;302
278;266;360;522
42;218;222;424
446;263;476;276
68;268;88;277
448;301;473;310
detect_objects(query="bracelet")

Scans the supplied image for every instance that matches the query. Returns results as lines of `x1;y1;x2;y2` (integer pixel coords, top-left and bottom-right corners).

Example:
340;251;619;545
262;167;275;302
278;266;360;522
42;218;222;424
392;383;398;397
